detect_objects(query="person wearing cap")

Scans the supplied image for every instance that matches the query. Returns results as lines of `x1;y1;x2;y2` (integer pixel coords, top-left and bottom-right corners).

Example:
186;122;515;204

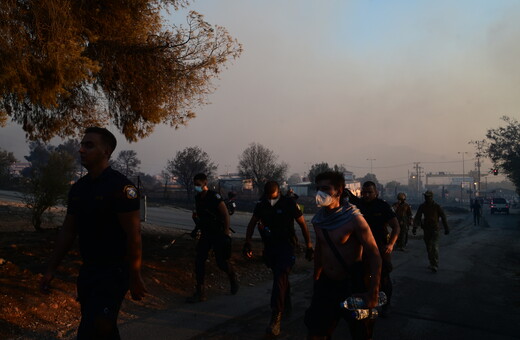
243;181;314;337
413;190;449;272
345;181;399;317
392;193;413;251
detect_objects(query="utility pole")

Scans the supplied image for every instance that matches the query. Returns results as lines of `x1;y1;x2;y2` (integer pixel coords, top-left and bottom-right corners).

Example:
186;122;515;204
413;162;421;197
458;151;469;205
367;158;376;175
469;140;485;197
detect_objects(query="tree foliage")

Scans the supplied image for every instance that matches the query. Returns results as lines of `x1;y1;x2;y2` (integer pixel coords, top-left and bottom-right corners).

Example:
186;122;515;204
0;148;17;187
486;116;520;194
307;162;332;184
0;0;242;141
306;163;347;184
166;146;217;196
237;143;288;190
23;146;76;231
111;150;141;178
358;173;380;188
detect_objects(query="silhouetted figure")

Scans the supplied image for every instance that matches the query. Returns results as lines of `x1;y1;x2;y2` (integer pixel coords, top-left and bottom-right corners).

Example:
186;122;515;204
413;191;449;272
346;181;400;317
187;173;238;303
40;127;147;339
392;193;413;250
472;199;482;226
243;181;313;337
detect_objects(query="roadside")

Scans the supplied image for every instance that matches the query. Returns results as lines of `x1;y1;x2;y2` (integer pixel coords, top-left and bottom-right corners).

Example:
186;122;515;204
0;200;312;340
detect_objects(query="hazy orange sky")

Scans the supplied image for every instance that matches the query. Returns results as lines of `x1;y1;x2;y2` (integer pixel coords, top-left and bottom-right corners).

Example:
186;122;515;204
1;0;518;183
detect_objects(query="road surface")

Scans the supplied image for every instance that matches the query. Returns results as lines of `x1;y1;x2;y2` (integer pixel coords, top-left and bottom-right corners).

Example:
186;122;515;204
182;210;520;340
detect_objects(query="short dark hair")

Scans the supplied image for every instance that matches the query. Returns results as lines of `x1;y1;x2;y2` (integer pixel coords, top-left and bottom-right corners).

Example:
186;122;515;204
264;181;280;196
193;173;207;182
315;171;345;192
85;127;117;155
362;181;377;189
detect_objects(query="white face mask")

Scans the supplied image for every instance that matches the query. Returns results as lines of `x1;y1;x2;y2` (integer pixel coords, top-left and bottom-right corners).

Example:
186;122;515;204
316;190;333;207
270;197;280;206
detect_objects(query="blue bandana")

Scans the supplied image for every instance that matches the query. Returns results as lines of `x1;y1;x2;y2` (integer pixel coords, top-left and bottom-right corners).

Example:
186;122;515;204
312;202;361;230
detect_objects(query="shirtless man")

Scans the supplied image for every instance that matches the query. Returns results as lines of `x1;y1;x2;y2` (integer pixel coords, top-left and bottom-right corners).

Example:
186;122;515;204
305;172;382;340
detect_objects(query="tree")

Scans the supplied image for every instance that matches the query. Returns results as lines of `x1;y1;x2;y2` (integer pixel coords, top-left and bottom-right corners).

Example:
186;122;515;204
166;146;217;197
0;148;17;187
56;139;82;175
137;172;161;194
237;143;288;191
112;150;141;178
486;116;520;194
23;150;76;231
358;173;381;188
307;162;332;184
0;1;242;142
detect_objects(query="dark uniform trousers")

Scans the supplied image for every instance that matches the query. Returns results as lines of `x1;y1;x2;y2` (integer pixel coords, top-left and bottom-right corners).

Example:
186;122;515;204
195;232;233;286
263;241;295;313
305;264;374;340
77;264;129;340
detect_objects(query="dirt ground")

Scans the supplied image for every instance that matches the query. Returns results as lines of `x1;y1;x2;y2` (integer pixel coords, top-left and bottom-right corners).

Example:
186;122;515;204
0;201;310;340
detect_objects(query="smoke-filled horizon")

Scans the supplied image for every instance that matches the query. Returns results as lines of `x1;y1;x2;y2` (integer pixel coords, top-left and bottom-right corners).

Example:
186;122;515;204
1;0;518;183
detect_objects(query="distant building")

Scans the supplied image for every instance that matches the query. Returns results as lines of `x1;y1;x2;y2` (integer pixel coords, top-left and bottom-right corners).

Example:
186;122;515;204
218;173;253;192
9;162;30;177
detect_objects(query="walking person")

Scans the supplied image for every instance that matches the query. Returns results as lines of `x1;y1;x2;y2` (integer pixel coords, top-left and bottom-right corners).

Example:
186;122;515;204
187;173;239;302
346;181;399;316
40;127;147;339
392;193;413;250
472;199;482;226
243;181;314;337
413;190;450;272
305;172;382;340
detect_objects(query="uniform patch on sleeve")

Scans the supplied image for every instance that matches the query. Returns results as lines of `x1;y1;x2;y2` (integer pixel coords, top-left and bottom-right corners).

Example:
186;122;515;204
124;185;138;199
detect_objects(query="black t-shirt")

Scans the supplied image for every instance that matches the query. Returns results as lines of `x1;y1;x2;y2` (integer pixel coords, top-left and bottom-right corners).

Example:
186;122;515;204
195;190;225;232
350;196;396;246
253;196;302;245
67;167;140;264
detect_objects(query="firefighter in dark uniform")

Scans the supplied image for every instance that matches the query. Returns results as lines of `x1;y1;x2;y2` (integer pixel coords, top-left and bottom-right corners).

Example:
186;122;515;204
243;181;314;337
187;173;239;303
346;181;399;316
40;127;147;339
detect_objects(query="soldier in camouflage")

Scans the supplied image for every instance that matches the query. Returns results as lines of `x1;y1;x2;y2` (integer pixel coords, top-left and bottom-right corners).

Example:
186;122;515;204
413;191;449;272
392;193;413;251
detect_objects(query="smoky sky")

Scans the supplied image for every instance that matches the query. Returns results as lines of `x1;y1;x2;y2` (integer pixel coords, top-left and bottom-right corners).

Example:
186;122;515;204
1;0;519;183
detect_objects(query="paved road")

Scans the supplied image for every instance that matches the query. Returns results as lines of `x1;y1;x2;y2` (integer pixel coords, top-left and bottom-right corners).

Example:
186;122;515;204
123;210;520;340
2;190;519;338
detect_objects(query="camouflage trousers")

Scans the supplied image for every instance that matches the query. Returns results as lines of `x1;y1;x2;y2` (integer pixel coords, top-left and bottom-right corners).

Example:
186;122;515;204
396;220;409;249
423;228;440;268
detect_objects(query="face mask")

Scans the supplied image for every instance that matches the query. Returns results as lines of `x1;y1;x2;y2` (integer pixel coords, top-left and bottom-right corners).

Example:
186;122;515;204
270;197;280;206
316;190;333;207
194;186;203;193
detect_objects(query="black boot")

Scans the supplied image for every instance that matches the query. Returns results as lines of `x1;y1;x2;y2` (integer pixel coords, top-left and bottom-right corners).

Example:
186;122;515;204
229;272;239;295
266;311;282;336
186;284;207;303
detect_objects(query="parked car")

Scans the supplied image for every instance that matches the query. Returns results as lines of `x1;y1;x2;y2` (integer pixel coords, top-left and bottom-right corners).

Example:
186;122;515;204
490;198;509;214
